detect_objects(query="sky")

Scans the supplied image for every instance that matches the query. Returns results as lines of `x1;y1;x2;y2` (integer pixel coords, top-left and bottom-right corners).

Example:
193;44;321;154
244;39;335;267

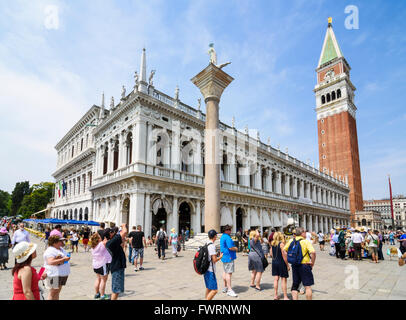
0;0;405;200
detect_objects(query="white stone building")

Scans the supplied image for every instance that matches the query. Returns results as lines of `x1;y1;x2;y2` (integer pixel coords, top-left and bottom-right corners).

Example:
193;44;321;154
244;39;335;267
49;49;351;238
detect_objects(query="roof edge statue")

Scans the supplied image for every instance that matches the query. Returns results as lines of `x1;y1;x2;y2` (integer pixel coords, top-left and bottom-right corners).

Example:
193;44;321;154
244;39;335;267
208;43;231;69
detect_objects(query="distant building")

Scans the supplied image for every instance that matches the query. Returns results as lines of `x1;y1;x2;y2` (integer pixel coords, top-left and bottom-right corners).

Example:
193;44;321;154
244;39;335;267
363;199;392;229
355;210;383;231
393;197;406;229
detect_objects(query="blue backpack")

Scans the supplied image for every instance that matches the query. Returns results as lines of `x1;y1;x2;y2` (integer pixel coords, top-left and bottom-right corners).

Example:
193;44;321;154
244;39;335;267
287;239;306;266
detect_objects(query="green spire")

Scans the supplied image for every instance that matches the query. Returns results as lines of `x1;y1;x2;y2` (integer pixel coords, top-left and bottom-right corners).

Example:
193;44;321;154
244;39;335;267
320;32;338;65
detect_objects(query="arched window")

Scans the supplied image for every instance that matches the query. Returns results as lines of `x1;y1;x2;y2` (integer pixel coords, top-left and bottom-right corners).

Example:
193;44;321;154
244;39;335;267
221;154;228;181
321;95;326;104
113;140;119;170
331;91;336;100
326;93;331;102
337;89;342;98
103;145;108;174
126;133;133;165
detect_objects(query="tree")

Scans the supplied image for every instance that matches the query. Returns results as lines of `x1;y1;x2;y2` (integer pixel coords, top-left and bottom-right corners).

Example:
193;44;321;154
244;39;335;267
0;190;11;216
10;181;30;216
17;182;55;219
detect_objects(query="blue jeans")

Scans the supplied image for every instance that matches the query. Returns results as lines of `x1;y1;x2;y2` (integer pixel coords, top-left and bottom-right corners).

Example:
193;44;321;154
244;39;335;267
129;246;133;263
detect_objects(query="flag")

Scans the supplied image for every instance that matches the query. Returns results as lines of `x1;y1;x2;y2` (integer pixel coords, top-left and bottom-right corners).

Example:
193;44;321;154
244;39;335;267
58;181;62;198
62;181;67;197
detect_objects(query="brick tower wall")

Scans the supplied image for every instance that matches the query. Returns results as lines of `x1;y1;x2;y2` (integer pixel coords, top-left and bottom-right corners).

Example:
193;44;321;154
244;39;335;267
318;111;363;223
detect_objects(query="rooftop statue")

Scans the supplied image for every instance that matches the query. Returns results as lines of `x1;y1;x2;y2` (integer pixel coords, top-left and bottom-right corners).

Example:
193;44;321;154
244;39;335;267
149;70;156;86
121;85;126;99
208;43;231;69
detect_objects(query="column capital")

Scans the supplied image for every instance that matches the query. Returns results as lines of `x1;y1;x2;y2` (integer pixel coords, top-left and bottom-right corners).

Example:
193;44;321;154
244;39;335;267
191;63;234;102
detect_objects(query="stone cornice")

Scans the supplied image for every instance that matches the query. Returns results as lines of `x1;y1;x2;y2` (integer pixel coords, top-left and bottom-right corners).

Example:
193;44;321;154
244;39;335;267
52;148;95;178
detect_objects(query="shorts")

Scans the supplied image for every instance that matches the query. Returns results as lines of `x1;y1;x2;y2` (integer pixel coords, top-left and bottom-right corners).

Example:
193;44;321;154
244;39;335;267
71;240;79;246
45;276;69;289
132;248;144;260
319;241;325;245
82;239;89;245
369;247;378;255
291;264;314;291
94;263;110;276
111;269;125;294
204;271;218;290
223;261;235;274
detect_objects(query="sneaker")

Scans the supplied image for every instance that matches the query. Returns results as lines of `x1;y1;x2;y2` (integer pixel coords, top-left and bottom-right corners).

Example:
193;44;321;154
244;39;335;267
222;288;228;293
139;266;144;270
94;293;101;300
134;267;138;272
100;294;110;300
227;290;238;297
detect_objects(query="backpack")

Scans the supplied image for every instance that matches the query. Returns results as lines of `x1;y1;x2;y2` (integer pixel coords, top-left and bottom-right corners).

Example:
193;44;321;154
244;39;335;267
193;244;211;275
287;239;308;266
158;231;166;241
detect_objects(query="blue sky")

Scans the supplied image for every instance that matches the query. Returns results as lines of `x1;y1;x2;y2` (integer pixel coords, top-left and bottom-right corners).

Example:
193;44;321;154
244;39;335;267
0;0;405;200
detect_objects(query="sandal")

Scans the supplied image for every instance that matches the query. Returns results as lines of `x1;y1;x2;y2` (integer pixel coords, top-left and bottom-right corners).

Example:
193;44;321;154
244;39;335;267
249;285;256;288
255;287;262;291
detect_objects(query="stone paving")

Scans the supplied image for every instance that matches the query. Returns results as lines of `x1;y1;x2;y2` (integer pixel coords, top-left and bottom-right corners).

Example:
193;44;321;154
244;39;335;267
1;235;405;300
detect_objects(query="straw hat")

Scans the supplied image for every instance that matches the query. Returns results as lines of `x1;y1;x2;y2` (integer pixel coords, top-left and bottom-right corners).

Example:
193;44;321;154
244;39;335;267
12;241;37;264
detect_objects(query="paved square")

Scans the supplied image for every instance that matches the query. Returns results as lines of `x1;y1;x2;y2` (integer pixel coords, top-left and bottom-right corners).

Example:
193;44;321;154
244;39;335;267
1;236;405;300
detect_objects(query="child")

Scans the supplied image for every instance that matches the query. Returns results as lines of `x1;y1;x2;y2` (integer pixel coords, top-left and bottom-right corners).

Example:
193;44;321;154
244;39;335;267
204;229;223;300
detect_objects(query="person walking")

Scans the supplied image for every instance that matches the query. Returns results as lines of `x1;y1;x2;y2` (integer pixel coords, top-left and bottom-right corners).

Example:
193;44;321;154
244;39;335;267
332;230;340;259
389;231;395;245
338;229;346;260
377;231;384;261
248;229;265;291
11;223;30;247
129;225;146;271
261;231;270;258
50;225;63;238
12;241;46;300
169;228;179;258
220;225;238;297
43;236;71;300
366;229;379;263
0;227;12;270
98;222;106;240
317;231;325;251
204;230;223;300
270;232;290;300
70;229;79;253
284;227;316;300
156;227;167;260
90;232;111;300
128;226;136;264
106;225;128;300
82;227;90;252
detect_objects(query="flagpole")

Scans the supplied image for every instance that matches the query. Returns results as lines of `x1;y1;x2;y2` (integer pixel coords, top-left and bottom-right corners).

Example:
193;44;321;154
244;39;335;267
388;174;395;230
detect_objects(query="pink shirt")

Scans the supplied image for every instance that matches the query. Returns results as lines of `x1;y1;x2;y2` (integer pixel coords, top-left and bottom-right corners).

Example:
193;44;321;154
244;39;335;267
50;229;62;238
91;242;112;269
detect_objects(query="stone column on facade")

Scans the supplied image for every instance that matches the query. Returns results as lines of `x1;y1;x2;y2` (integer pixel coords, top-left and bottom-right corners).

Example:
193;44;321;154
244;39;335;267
266;169;272;192
308;214;313;232
229;156;237;184
302;213;307;229
292;177;298;198
108;140;115;173
146;122;154;174
276;172;282;194
191;62;233;233
134;120;147;173
232;204;237;233
285;174;290;197
195;201;201;235
144;193;151;238
193;141;202;176
315;215;319;233
171;120;181;179
300;180;304;198
129;193;145;229
312;185;317;202
255;164;261;190
172;196;179;233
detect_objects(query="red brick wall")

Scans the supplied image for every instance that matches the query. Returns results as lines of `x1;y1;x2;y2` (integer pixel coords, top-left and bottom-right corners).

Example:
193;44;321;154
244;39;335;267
318;62;342;83
318;111;363;224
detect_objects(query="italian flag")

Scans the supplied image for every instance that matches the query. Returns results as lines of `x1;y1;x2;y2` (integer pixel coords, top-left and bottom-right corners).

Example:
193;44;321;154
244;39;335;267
58;181;62;197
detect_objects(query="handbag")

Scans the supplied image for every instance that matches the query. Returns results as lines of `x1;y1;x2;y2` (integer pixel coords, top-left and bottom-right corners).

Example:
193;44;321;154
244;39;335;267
177;242;181;252
252;241;268;270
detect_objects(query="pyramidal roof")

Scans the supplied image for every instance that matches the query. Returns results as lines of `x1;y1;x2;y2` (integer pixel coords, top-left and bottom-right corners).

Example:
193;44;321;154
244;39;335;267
317;19;344;68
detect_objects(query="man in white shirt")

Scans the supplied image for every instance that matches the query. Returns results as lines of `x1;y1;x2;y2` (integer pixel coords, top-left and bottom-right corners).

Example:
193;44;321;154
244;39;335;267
366;230;379;263
12;223;30;247
351;229;364;261
306;230;312;242
204;229;223;300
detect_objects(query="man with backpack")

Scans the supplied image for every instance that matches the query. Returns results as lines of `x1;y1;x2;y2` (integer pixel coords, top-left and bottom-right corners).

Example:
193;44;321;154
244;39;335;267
155;227;167;260
284;227;316;300
203;230;223;300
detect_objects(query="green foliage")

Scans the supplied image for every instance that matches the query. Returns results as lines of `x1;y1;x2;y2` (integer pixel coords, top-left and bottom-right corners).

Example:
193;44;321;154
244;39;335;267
11;181;30;216
17;182;55;219
0;190;11;216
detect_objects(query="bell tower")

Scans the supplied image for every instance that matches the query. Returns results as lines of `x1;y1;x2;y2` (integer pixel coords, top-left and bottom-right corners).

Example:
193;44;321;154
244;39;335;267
314;18;363;226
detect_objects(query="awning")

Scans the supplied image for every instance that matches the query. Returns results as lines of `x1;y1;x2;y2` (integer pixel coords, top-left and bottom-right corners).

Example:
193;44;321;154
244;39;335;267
220;206;233;226
32;208;49;216
261;210;272;227
282;212;289;226
250;208;261;226
272;211;282;227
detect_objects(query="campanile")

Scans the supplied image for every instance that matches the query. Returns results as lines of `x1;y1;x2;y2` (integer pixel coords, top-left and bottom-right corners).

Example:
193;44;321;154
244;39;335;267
314;18;363;226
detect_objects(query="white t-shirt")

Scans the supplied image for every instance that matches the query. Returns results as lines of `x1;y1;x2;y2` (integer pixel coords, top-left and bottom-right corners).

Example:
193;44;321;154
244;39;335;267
351;233;364;244
367;234;378;248
207;241;216;273
318;233;324;242
71;232;78;242
43;246;71;277
306;232;312;242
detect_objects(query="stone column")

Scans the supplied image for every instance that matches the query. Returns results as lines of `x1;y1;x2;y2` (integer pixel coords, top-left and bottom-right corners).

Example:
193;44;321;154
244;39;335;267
171;120;181;178
108;140;115;173
191;63;233;233
300;179;304;198
315;215;319;233
276;172;282;194
134;120;147;172
146;123;154;174
172;196;179;233
195;200;201;235
232;204;237;233
285;175;290;197
144;193;151;238
303;213;307;229
255;164;261;190
293;177;298;198
118;132;124;169
266;169;272;192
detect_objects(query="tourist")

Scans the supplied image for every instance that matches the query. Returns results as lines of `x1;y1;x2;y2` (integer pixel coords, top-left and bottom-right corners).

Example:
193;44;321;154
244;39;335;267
351;229;364;261
185;227;190;242
129;225;146;271
98;222;107;240
169;228;179;258
270;232;290;300
389;231;395;245
242;230;249;254
146;236;154;247
332;230;340;259
106;225;128;300
156;227;167;260
70;229;79;253
398;230;406;255
0;227;11;270
50;225;63;238
338;229;346;260
11;223;30;247
82;227;90;252
12;241;46;300
377;230;384;261
262;231;270;258
346;231;354;259
366;229;379;263
220;225;238;297
248;229;265;291
128;226;136;264
90;232;111;300
284;227;316;300
204;229;223;300
305;230;312;242
317;231;325;251
43;235;71;300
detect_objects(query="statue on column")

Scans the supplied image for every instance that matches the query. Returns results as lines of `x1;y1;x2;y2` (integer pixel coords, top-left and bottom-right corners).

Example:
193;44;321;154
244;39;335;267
133;71;139;92
149;70;156;86
208;43;217;65
175;85;179;101
197;98;201;111
110;97;115;110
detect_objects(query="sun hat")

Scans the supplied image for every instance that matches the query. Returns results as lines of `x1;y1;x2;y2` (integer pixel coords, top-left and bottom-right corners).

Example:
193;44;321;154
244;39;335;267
0;227;8;234
223;224;232;231
13;241;37;264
